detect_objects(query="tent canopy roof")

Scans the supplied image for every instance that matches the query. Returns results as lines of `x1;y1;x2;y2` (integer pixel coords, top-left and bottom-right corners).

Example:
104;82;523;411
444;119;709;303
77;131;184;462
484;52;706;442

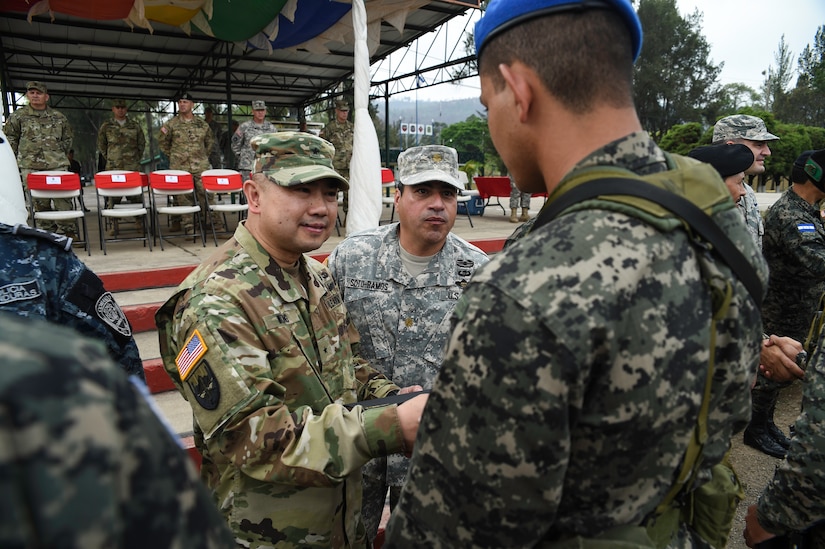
0;1;475;112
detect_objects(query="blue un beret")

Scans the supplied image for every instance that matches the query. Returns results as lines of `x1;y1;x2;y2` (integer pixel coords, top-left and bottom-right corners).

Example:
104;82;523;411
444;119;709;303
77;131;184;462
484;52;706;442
474;0;643;62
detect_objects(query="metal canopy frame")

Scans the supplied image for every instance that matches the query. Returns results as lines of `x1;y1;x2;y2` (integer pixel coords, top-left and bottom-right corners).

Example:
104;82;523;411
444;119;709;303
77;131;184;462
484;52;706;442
0;2;478;117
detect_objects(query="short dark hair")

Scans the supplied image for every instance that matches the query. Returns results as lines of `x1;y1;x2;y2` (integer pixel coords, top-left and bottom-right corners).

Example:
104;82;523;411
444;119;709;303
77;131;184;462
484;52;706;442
479;9;634;113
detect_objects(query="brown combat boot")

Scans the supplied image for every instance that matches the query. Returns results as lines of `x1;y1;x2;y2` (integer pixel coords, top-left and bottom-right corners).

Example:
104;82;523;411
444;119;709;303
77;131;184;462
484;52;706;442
509;209;519;223
519;208;530;222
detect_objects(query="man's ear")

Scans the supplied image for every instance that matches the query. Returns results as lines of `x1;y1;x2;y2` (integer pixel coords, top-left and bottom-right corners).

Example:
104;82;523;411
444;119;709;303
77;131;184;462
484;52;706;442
499;63;534;124
244;178;262;213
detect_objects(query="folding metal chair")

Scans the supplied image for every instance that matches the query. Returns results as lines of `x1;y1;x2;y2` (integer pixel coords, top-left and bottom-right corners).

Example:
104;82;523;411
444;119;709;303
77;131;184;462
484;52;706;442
149;170;205;250
94;170;152;255
27;171;89;255
201;169;247;246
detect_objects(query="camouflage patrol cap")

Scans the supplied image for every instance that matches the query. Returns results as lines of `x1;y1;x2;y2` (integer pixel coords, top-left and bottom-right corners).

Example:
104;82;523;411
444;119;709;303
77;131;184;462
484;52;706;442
112;98;127;107
251;131;349;190
712;115;779;143
397;145;463;190
335;99;350;111
252;100;266;110
26;81;47;93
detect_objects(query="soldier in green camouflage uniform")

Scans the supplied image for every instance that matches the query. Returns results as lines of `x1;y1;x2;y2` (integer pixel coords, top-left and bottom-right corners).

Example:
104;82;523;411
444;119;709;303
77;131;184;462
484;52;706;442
156;131;427;548
158;92;220;233
327;145;489;543
386;1;767;547
97;98;147;231
231;99;276;181
0;311;236;549
3;81;75;235
204;106;224;169
321;99;353;216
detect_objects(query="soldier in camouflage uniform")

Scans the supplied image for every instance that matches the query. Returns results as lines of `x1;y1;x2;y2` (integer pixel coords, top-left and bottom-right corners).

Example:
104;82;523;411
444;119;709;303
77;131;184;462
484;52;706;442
386;1;767;546
0;127;143;380
743;321;825;547
231;99;276;181
754;150;825;459
508;174;531;223
203;106;224;169
97;98;147;233
0;311;236;549
321;99;353;217
3;81;75;236
158;92;220;233
156;131;427;548
327;144;489;543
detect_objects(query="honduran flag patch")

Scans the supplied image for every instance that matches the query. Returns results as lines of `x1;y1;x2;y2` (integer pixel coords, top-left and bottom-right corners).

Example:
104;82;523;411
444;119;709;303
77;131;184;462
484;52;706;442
797;223;816;233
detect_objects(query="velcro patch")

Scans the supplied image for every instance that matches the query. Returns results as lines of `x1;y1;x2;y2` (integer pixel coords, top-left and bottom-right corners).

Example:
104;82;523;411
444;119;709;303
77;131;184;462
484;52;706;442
176;329;208;381
95;292;131;337
0;280;40;305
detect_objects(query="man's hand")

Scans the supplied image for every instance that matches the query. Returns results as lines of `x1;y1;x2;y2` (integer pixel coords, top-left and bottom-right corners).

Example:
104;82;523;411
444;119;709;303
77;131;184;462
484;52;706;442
398;385;423;395
397;394;429;457
760;335;805;382
743;504;776;547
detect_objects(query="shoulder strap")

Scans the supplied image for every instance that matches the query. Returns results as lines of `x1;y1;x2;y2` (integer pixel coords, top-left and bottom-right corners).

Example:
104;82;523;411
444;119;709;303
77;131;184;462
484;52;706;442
533;177;763;308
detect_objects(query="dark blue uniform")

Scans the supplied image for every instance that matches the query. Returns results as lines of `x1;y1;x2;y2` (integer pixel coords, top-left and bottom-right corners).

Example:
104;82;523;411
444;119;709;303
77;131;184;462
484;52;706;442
0;223;144;379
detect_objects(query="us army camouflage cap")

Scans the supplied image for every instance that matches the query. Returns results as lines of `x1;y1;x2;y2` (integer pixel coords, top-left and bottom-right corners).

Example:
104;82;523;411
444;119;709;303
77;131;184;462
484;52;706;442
251;131;349;190
252;100;266;110
397;145;463;190
712;114;779;143
335;99;350;111
111;98;127;107
26;81;47;93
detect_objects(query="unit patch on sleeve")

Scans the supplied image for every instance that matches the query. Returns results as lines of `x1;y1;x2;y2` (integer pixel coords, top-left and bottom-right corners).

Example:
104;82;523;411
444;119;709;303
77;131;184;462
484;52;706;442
176;329;208;381
0;280;40;305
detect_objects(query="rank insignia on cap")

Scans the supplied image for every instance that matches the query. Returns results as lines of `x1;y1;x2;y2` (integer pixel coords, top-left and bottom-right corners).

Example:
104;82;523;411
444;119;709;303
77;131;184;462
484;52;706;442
176;329;208;381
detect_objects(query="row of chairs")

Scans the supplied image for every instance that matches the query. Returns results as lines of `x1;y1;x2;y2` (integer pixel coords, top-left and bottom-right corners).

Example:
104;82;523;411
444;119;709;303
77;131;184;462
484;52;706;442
25;169;248;255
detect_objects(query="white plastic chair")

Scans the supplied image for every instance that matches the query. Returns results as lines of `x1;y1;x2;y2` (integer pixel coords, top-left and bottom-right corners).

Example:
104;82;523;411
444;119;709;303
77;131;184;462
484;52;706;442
201;169;247;246
27;170;89;255
149;170;205;250
94;170;152;254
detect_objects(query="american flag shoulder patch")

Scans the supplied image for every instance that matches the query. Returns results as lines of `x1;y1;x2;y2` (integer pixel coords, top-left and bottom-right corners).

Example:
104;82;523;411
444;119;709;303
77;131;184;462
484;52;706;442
176;329;208;381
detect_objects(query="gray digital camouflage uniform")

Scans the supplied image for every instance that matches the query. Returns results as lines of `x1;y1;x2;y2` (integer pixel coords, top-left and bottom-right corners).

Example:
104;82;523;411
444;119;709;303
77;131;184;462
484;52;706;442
327;223;488;539
385;132;767;547
97;116;146;171
761;189;825;343
756;329;825;545
0;311;235;549
0;222;144;380
156;222;405;548
158;114;216;227
231;119;277;178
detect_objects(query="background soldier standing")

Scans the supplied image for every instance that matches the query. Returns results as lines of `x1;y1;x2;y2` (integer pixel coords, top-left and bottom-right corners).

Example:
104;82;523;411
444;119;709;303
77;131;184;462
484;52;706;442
321;99;353;218
230;99;275;181
158;92;220;233
97;98;147;234
3;81;75;237
203;106;224;169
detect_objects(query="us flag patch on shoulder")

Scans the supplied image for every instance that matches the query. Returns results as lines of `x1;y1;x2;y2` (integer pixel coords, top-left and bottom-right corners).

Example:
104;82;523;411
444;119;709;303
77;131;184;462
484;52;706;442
176;329;208;381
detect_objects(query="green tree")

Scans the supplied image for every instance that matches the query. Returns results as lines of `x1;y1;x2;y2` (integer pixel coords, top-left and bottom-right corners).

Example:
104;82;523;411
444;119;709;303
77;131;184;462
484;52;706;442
440;114;503;174
777;25;825;126
634;0;722;137
657;122;704;155
761;35;795;112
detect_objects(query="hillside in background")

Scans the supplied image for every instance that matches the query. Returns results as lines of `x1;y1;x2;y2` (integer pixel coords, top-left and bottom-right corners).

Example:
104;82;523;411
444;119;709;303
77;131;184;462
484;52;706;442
380;96;483;126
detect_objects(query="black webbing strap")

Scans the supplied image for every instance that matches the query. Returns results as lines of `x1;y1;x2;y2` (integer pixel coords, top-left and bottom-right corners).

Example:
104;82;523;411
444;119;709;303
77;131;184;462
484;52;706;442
533;178;763;308
343;390;430;410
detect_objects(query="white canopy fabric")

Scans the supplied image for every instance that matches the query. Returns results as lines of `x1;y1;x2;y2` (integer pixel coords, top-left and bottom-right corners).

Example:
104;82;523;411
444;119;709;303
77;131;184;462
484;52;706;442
346;0;383;235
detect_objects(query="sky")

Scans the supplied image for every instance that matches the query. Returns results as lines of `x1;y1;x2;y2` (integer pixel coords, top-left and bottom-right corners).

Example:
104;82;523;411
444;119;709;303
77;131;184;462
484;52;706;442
383;1;825;103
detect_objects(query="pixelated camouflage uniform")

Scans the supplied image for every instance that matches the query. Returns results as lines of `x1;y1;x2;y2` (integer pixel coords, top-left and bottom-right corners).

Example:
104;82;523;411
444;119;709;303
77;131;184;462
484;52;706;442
327;224;488;541
0;311;236;549
231;119;277;179
3;103;75;233
509;175;531;209
158;114;217;228
742;184;764;249
761;189;825;343
755;326;825;546
0;222;144;380
386;132;768;547
156;223;405;548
